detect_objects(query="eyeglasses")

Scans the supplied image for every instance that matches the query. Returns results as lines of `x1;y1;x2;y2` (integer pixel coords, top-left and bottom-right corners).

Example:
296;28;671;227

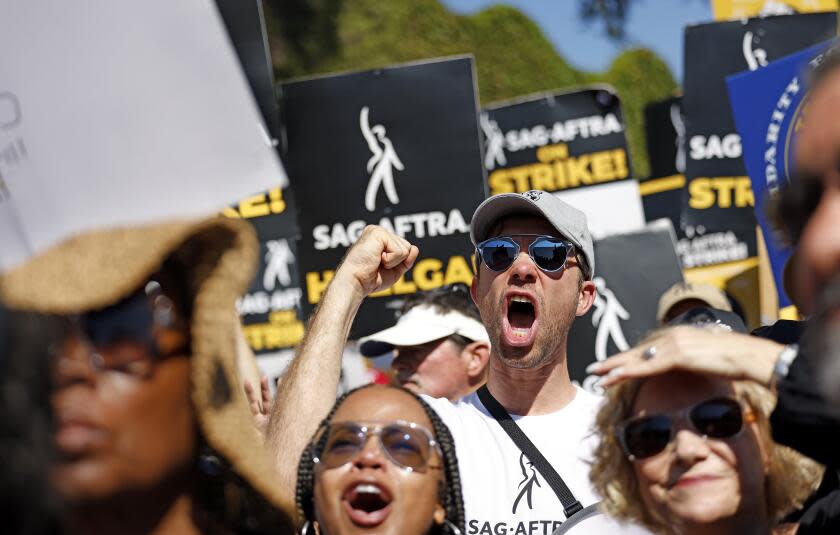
313;420;441;473
56;281;189;378
476;234;576;274
616;397;755;461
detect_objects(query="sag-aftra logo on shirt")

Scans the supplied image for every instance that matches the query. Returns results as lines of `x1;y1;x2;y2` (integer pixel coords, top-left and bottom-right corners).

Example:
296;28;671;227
467;453;564;535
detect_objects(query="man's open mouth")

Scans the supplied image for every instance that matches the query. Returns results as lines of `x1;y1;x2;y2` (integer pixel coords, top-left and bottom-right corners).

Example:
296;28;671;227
503;294;538;346
342;482;393;527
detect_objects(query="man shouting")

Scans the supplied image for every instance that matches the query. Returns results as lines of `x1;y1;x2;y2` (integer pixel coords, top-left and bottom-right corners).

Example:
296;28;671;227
268;191;644;534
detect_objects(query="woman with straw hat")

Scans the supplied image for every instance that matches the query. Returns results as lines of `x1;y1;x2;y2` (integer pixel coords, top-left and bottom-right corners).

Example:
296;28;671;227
0;217;294;535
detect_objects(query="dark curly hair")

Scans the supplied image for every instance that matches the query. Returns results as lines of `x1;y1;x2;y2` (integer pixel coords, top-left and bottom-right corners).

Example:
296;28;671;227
295;384;465;534
0;307;62;535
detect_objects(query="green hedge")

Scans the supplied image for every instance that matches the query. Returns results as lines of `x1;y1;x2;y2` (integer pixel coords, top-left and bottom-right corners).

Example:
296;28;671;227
265;0;677;177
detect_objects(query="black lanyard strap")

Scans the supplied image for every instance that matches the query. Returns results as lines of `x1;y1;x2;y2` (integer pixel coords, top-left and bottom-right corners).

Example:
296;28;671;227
477;385;584;519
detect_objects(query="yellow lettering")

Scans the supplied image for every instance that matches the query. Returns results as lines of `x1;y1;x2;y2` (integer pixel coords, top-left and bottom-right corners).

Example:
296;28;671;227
226;188;287;219
509;168;531;194
392;275;418;295
413;258;444;290
486;147;631;195
613;149;628;180
735;177;755;207
221;207;241;218
552;160;568;189
306;270;334;304
530;163;555;191
590;151;615;182
269;310;297;323
713;177;736;208
308;255;474;304
242;310;305;350
239;194;271;218
536;143;569;162
268;187;286;214
565;155;593;187
689;177;755;209
688;178;715;209
489;170;514;195
369;274;418;296
444;256;475;286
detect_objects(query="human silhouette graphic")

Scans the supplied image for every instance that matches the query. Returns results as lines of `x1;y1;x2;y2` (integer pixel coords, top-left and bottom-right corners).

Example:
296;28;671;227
512;452;541;514
670;102;686;174
742;31;768;71
591;277;630;363
263;239;293;291
480;112;507;170
360;106;403;212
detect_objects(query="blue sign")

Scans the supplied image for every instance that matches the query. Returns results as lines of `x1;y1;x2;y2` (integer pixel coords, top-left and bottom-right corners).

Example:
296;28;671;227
727;40;835;308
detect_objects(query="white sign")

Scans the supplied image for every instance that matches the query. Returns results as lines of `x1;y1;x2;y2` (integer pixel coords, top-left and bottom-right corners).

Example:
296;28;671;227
555;181;645;239
0;0;287;270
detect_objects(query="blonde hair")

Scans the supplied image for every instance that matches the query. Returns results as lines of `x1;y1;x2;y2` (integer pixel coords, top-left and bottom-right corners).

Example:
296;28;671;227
590;338;823;533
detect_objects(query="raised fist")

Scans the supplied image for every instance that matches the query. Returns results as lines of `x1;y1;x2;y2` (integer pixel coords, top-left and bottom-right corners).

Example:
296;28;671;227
335;225;419;297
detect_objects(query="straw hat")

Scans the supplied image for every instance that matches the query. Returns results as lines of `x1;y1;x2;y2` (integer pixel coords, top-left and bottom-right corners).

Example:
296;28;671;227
0;216;294;529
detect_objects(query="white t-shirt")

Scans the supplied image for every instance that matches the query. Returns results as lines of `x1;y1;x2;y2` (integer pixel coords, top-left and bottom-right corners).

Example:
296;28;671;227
424;386;649;535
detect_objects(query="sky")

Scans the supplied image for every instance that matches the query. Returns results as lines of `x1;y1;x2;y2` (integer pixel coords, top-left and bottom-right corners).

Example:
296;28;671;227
441;0;714;83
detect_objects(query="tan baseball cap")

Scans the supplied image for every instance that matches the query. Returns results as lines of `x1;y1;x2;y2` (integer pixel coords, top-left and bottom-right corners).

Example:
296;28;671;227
656;282;732;323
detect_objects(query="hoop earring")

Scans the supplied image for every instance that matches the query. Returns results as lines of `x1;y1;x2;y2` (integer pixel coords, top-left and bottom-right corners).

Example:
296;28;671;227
300;521;319;535
445;519;463;535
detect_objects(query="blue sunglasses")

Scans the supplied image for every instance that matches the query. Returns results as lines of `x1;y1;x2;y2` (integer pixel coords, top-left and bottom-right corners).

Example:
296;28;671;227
476;234;576;273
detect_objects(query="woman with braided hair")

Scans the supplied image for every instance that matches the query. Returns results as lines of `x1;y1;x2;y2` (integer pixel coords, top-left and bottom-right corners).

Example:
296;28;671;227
296;384;465;535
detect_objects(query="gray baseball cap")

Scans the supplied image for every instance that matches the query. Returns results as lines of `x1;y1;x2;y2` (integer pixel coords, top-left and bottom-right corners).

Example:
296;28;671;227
470;190;595;278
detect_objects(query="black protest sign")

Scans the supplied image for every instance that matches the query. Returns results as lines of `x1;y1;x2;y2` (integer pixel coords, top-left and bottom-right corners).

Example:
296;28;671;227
644;96;683;180
215;0;306;353
281;56;487;339
641;96;684;237
214;0;279;138
223;186;299;239
682;13;836;234
239;236;305;353
225;187;305;354
481;86;632;196
640;97;757;270
567;227;683;391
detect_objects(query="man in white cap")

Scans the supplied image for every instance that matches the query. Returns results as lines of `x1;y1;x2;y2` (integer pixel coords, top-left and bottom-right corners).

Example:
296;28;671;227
359;285;490;401
268;190;647;534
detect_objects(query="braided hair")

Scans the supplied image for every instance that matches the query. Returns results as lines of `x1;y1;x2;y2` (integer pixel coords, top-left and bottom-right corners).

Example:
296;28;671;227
295;384;466;535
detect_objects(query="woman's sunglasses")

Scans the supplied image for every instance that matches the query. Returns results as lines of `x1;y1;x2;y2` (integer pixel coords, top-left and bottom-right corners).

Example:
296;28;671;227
57;281;188;377
475;234;576;273
616;397;755;461
313;420;440;473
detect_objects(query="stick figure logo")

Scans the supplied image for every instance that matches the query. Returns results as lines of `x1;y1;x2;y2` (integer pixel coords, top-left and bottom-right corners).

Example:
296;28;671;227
511;452;542;514
263;239;294;291
670;102;686;174
481;112;506;170
360;106;404;212
591;277;630;363
743;30;769;72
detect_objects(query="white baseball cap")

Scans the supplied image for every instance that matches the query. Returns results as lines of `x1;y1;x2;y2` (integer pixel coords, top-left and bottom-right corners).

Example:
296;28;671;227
359;304;489;357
